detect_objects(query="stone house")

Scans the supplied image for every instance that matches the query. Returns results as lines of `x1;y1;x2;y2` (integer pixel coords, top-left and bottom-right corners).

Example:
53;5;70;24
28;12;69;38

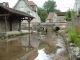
0;3;33;33
13;0;41;28
46;12;57;23
46;12;66;23
56;12;67;22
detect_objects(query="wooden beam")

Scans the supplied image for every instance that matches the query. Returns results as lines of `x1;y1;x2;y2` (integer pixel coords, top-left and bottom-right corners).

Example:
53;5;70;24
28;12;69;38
2;13;10;32
0;14;10;16
18;18;29;20
21;19;29;20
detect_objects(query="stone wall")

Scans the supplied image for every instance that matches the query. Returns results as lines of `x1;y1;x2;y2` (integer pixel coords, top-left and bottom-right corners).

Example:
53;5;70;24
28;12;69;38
0;17;6;32
0;17;19;32
33;23;55;31
12;20;19;31
57;16;67;22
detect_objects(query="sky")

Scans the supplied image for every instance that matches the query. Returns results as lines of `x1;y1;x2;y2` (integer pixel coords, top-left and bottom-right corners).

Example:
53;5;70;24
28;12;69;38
0;0;75;12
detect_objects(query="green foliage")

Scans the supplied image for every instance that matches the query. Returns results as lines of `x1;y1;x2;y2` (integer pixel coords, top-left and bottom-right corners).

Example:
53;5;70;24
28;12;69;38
43;0;60;14
78;9;80;17
37;7;48;22
65;9;76;21
7;33;28;38
66;27;80;47
37;27;47;35
38;27;44;32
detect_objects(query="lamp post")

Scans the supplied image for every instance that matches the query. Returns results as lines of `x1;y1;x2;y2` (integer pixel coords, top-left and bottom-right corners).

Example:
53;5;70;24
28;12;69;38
27;18;32;48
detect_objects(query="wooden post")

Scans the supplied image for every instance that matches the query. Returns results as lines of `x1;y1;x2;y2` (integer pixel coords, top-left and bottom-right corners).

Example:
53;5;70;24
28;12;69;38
28;21;30;46
0;14;10;32
10;20;12;31
19;20;21;31
4;16;8;32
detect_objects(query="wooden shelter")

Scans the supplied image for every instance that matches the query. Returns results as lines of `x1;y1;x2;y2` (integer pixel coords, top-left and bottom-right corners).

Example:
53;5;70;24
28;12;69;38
0;4;34;32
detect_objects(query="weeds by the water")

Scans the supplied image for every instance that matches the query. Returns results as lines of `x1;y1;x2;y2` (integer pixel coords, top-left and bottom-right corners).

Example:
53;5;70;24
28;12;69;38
65;27;80;47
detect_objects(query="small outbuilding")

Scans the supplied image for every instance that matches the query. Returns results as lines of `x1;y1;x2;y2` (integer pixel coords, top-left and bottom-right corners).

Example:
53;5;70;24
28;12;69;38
0;4;34;33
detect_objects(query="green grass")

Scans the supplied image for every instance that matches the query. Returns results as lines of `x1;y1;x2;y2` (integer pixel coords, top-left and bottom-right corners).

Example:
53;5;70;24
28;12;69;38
0;33;28;39
65;27;80;47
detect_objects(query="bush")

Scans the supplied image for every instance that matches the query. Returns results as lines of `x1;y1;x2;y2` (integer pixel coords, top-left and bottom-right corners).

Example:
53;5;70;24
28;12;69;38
37;27;47;35
66;27;80;47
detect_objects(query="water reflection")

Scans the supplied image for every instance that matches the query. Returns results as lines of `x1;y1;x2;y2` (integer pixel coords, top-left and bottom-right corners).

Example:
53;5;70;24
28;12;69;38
34;41;57;60
35;33;69;60
38;41;56;55
34;49;54;60
0;35;39;60
0;32;69;60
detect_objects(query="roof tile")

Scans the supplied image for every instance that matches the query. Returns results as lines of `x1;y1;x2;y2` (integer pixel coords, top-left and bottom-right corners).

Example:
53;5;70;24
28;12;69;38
46;12;54;20
28;1;37;6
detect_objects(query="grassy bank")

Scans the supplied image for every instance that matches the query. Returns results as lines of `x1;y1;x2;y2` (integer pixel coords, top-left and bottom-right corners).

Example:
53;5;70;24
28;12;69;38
65;27;80;47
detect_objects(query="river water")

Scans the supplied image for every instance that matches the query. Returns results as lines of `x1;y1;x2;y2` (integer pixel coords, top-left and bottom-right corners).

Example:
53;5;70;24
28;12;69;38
0;31;69;60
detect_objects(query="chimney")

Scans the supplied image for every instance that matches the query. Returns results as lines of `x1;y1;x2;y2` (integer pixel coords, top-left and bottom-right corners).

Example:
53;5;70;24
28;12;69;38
6;2;9;7
3;2;6;6
3;2;9;7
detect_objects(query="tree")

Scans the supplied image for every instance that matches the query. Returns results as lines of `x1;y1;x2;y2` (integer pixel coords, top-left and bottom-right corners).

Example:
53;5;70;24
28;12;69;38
65;9;76;21
78;9;80;16
43;0;60;14
37;7;48;22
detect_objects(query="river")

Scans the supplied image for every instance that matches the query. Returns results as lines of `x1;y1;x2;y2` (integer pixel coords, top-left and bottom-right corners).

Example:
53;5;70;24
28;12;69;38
0;31;69;60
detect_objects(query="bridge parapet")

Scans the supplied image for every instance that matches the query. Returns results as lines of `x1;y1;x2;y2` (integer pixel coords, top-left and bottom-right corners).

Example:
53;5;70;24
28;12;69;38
33;22;67;30
33;23;55;31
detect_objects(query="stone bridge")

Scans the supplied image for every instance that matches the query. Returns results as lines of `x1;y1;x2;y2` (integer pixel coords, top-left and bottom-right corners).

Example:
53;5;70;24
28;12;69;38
33;23;54;31
32;22;67;31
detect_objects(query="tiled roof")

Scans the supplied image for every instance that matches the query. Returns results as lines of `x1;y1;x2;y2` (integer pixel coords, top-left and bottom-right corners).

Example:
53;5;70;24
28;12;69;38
28;1;37;6
28;1;37;11
56;12;66;16
0;4;34;18
46;12;66;20
46;12;54;20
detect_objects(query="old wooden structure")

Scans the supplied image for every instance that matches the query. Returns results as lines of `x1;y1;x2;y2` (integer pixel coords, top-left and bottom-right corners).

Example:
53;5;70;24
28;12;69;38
0;4;34;32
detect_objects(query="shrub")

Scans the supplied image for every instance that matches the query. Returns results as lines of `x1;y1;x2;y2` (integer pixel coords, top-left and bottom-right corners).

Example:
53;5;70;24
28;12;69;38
66;27;80;47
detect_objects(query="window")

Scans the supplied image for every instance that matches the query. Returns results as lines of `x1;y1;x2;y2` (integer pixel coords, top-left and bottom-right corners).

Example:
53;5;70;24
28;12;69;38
27;11;33;16
27;11;30;14
30;12;32;16
20;2;24;11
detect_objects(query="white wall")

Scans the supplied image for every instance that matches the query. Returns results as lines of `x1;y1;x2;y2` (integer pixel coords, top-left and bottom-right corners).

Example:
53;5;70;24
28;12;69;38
14;0;41;23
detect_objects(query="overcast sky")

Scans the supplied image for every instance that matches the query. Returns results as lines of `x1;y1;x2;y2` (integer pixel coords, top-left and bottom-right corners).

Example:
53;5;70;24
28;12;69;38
0;0;75;12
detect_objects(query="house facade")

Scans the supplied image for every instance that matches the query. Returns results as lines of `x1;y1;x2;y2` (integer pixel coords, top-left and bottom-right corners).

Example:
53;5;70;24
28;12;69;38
46;12;57;23
13;0;41;28
46;12;66;23
56;12;66;22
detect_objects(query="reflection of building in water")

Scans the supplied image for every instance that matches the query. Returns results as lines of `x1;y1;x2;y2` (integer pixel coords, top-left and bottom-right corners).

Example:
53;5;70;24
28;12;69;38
21;35;41;48
0;37;38;60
